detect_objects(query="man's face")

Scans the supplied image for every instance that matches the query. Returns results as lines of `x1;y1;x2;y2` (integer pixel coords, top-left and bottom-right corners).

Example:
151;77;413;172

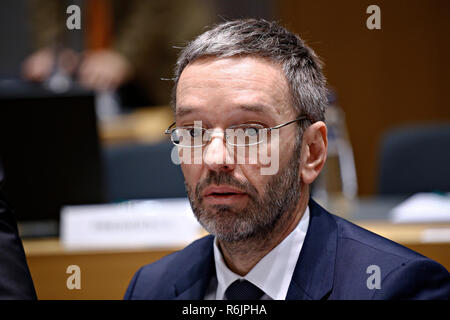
176;56;303;242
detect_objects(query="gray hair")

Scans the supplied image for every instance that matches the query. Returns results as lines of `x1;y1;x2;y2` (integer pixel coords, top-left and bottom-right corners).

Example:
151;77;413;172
171;19;328;124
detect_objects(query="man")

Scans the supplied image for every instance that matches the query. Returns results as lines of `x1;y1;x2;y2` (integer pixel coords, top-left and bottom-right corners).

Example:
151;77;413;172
0;160;37;299
124;19;449;300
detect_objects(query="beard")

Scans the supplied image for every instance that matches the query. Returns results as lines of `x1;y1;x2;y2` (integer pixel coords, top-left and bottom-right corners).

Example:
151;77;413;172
185;142;302;243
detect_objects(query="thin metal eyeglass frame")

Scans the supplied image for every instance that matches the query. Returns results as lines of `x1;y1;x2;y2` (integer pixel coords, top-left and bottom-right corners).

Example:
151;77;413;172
164;115;309;147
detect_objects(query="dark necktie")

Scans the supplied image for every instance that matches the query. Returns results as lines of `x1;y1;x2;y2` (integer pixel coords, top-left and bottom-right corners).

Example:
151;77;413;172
225;279;265;300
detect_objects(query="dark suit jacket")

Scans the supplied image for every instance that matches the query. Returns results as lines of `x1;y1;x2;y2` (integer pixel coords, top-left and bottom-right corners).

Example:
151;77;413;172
0;165;37;300
124;199;450;300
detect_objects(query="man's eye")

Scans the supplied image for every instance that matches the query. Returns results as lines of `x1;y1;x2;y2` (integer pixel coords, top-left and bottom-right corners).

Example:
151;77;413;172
188;128;203;138
244;127;260;136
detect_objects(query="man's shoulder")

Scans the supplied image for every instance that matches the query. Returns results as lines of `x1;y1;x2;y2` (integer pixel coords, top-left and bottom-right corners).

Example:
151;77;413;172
124;235;214;299
139;235;214;275
331;213;424;260
310;200;427;262
319;206;449;299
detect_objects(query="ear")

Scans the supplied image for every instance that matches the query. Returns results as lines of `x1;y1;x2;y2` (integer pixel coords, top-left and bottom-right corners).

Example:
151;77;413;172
300;121;328;185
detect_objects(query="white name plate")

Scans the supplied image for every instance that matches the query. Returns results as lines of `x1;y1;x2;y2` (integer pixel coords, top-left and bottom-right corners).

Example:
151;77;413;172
60;198;202;250
390;193;450;224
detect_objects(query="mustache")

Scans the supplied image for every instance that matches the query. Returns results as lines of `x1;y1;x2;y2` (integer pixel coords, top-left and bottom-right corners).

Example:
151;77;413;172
195;171;259;201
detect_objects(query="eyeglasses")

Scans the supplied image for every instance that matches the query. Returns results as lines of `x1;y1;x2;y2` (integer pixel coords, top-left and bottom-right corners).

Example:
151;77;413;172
164;115;308;147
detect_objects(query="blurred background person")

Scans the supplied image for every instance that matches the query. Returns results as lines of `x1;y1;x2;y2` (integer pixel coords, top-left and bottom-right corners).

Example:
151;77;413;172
21;0;213;108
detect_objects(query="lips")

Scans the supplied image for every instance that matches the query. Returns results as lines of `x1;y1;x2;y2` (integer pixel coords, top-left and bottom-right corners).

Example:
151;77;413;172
202;186;248;206
203;186;246;197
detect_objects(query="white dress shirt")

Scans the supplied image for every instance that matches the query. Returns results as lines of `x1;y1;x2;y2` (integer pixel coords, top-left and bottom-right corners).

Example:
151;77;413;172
204;206;310;300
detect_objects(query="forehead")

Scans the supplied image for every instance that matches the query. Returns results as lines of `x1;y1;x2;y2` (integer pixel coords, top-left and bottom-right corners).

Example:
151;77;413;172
176;56;292;119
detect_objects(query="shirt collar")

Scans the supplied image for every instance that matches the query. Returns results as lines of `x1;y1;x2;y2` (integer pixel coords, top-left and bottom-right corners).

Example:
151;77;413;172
213;205;310;300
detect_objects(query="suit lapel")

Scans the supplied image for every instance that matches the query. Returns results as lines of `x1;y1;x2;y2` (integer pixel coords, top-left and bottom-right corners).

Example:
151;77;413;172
174;277;212;300
286;198;338;300
173;235;216;300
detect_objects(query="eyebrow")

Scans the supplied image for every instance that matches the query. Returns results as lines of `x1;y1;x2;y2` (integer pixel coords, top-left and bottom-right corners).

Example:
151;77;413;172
175;107;194;118
175;104;272;119
237;104;270;114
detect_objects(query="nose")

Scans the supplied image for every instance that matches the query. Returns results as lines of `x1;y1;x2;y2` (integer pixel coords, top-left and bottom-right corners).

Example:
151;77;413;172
203;130;235;172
